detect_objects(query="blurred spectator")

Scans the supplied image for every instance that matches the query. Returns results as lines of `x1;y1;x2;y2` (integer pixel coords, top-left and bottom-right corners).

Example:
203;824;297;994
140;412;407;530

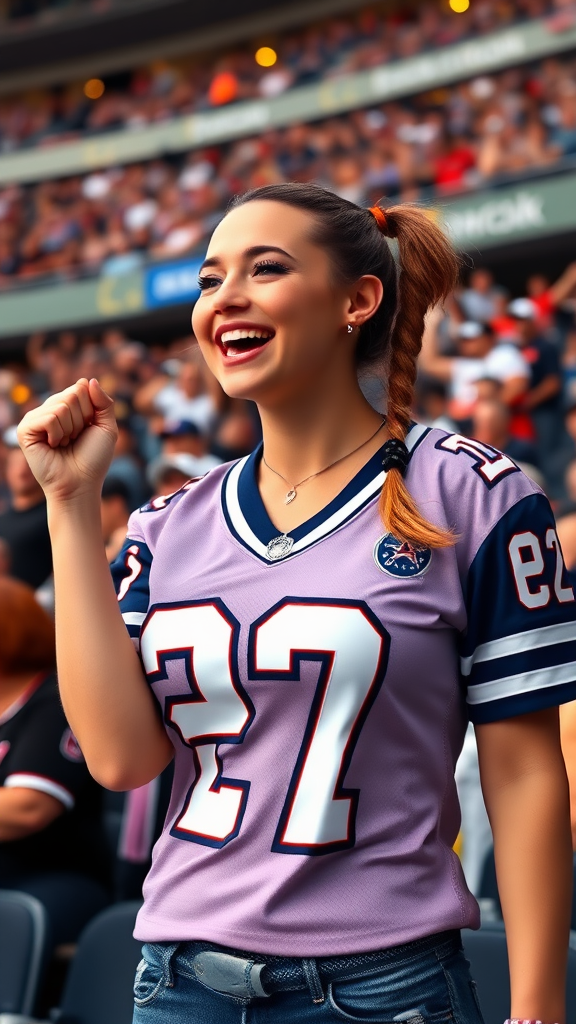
107;419;148;509
0;433;52;588
460;269;505;325
416;378;457;433
471;397;540;470
101;477;131;563
0;577;110;947
0;537;10;576
147;451;218;498
562;331;576;408
420;312;529;424
508;296;570;495
134;349;222;433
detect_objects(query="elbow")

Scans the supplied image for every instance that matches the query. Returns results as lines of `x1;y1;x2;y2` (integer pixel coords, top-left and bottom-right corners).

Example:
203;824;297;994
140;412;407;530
88;759;168;793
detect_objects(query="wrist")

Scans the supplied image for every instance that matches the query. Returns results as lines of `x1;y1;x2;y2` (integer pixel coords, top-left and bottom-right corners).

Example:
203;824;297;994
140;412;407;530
47;491;102;531
505;1019;560;1024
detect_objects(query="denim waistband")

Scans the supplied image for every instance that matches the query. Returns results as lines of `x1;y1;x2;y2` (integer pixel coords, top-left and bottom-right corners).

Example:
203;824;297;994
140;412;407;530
161;929;462;996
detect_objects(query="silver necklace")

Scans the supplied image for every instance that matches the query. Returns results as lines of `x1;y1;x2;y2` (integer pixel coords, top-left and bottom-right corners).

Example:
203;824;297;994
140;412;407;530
262;418;387;506
263;418;387;562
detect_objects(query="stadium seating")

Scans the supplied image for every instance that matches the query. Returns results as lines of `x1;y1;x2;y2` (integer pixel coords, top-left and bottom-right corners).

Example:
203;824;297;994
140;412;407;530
0;890;49;1018
49;901;141;1024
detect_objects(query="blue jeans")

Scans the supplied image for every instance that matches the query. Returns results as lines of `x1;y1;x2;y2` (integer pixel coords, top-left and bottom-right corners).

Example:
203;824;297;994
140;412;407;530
132;930;485;1023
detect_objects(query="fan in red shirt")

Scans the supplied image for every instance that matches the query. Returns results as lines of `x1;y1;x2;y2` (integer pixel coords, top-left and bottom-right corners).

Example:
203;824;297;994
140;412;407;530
433;134;476;193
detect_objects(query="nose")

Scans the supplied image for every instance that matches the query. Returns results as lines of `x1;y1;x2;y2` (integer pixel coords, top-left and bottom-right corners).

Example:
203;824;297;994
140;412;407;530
211;273;251;314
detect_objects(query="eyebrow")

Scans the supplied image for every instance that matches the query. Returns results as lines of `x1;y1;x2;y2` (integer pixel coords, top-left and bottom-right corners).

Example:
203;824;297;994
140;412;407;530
199;245;296;272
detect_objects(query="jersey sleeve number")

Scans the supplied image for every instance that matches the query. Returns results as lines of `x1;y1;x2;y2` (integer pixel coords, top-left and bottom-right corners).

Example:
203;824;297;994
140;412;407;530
140;600;388;853
509;529;574;609
436;434;518;487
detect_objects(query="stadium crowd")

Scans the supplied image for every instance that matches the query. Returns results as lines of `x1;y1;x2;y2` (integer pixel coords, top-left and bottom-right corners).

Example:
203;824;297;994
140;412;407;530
0;0;568;156
1;46;576;285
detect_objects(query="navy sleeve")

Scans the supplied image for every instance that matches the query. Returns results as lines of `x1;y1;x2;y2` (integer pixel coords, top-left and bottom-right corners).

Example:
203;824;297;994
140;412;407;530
110;535;153;652
461;492;576;724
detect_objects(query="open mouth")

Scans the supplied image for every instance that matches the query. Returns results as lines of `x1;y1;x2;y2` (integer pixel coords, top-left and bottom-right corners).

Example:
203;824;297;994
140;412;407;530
218;327;275;358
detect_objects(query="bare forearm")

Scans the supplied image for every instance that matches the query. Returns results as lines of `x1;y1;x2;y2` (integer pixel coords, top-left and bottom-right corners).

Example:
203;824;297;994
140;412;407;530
48;498;173;790
0;788;63;841
523;376;561;410
489;766;572;1020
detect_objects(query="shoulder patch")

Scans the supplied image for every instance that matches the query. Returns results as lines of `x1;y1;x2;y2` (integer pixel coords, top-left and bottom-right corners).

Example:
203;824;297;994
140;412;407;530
373;534;432;578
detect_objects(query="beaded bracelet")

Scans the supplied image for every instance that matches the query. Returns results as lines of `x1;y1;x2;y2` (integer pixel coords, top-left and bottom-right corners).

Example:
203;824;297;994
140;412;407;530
504;1018;560;1024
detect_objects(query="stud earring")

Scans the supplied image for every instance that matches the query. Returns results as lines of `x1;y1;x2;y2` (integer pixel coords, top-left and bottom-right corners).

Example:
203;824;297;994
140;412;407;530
347;324;353;334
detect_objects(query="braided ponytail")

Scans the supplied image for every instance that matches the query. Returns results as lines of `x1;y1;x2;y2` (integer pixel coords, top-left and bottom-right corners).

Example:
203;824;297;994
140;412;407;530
229;183;460;548
374;205;459;548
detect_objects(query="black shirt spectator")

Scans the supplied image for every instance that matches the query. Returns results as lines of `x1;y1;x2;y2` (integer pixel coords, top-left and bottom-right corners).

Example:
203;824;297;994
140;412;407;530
0;577;110;947
0;444;51;588
0;674;108;884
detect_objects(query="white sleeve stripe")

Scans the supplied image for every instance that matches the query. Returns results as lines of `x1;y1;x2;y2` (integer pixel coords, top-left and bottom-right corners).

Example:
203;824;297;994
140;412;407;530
123;611;147;626
3;773;75;809
466;660;576;705
461;621;576;676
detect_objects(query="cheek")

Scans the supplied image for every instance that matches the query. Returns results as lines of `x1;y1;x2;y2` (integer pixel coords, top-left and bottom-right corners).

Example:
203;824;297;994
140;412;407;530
191;300;208;341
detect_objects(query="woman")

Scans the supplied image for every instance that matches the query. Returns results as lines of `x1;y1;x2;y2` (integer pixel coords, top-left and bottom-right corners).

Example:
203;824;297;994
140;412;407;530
17;183;576;1022
0;576;110;947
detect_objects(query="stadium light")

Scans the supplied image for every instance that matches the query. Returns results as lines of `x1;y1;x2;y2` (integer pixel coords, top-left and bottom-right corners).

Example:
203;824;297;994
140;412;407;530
255;47;277;68
84;79;105;100
449;0;470;10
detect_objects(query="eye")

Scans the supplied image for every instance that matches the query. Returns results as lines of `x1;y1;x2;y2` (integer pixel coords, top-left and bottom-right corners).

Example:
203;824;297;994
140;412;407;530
197;274;221;291
253;260;290;277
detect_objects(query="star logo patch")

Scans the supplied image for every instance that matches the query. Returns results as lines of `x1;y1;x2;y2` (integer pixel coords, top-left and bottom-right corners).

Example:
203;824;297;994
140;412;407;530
373;533;432;578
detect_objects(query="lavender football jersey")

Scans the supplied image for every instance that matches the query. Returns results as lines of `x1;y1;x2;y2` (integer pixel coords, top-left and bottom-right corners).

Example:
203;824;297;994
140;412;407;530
112;424;576;954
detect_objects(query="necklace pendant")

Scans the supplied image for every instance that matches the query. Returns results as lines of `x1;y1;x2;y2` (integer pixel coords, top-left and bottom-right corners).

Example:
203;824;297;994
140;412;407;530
266;534;294;561
285;489;297;505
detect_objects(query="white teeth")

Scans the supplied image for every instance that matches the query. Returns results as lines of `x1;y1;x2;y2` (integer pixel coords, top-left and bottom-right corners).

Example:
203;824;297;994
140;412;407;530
220;328;273;344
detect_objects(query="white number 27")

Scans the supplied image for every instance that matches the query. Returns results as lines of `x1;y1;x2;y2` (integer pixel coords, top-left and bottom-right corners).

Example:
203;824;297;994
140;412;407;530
140;600;388;855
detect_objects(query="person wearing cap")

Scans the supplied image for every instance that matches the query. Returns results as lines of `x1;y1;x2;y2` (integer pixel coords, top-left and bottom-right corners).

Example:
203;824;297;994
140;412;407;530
147;451;222;499
508;297;570;498
160;419;213;459
420;309;529;425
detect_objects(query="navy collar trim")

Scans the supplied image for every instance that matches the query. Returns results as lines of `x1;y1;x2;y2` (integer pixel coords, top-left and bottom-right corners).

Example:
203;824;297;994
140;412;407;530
222;423;430;564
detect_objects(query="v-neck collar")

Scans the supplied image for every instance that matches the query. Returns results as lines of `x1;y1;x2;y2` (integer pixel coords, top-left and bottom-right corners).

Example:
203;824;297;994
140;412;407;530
221;423;430;564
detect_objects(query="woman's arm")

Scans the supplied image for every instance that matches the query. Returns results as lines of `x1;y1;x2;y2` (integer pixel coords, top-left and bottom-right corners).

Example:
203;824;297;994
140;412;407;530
476;706;572;1023
560;700;576;849
17;379;173;792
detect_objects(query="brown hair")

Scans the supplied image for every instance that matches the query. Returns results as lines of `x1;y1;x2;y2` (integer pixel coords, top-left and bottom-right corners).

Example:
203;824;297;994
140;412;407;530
0;577;56;676
230;183;459;548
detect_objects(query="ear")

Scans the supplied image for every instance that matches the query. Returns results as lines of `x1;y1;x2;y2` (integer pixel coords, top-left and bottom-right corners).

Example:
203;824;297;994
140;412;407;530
345;274;384;328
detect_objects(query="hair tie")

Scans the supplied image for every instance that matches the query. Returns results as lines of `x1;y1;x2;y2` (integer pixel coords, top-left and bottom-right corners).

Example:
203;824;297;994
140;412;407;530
369;205;388;233
381;438;409;476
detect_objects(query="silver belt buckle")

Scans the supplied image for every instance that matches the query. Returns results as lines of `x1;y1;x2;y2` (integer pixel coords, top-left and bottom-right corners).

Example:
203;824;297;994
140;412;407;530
192;950;269;999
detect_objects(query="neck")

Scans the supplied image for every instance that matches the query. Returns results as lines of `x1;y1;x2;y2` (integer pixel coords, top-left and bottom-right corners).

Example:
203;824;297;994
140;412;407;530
257;373;387;484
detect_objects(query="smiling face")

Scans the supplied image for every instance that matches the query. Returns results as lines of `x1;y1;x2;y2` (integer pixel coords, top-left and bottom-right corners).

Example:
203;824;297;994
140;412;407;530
191;200;370;408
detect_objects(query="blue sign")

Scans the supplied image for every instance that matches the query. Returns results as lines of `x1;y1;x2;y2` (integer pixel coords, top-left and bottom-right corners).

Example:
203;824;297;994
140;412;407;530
144;258;203;309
